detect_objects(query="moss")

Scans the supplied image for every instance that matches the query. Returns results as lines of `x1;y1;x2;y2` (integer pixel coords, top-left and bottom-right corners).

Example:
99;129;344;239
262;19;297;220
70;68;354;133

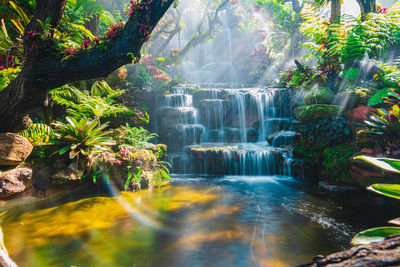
293;139;324;177
322;145;358;183
356;129;377;149
294;104;341;122
303;86;333;105
336;86;376;109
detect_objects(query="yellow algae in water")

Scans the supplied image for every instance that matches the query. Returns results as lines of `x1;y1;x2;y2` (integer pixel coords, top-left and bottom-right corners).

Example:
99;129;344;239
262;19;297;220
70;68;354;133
167;189;219;210
188;205;240;221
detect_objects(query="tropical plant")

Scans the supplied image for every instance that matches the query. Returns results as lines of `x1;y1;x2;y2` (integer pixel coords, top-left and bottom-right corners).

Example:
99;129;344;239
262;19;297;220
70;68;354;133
52;116;115;161
50;81;135;120
364;104;400;152
117;123;158;150
351;155;400;245
152;160;171;188
18;123;53;144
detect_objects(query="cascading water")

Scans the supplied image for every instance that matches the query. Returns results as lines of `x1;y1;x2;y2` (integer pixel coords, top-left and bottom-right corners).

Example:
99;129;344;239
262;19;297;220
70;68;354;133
156;84;300;176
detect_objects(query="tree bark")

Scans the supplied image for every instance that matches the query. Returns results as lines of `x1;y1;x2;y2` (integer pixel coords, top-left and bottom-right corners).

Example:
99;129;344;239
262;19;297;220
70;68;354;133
298;235;400;267
0;0;174;132
330;0;341;23
356;0;377;17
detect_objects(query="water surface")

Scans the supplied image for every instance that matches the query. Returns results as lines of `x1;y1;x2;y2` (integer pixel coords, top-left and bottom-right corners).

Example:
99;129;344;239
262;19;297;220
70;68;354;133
2;175;399;267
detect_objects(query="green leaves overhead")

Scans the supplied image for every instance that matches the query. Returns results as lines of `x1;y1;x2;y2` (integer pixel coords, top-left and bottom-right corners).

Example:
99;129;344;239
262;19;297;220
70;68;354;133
351;227;400;245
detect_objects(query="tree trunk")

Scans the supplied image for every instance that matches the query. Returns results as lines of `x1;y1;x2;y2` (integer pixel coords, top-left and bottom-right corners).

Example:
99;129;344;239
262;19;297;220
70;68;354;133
298;235;400;267
357;0;377;17
0;0;175;132
331;0;341;23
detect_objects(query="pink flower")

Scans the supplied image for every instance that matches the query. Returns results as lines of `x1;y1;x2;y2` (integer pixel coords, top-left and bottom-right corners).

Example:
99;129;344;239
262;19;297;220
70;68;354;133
118;72;128;79
65;48;78;55
115;159;123;165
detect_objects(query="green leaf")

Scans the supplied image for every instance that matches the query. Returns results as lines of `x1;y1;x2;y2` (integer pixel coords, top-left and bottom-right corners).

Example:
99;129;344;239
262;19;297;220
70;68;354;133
351;227;400;245
354;156;400;173
389;218;400;226
368;184;400;200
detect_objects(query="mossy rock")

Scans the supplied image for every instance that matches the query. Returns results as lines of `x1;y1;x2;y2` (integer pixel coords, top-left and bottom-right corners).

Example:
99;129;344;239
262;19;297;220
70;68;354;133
335;86;376;109
294;104;341;122
303;86;333;105
356;129;377;149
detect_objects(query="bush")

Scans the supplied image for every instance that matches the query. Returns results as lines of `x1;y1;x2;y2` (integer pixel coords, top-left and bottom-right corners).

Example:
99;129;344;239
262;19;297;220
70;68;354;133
303;86;333;105
322;145;358;183
297;115;351;146
294;104;341;122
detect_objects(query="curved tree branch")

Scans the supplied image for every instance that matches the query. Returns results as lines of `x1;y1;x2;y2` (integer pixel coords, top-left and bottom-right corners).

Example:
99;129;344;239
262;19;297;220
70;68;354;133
0;0;175;132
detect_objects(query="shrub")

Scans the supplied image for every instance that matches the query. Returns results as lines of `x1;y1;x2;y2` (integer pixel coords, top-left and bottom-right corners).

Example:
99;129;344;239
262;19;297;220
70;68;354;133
367;88;391;107
322;145;358;183
298;115;351;146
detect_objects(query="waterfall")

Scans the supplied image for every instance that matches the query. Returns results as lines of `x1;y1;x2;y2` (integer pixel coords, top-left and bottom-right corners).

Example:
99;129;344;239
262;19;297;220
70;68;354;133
156;84;298;176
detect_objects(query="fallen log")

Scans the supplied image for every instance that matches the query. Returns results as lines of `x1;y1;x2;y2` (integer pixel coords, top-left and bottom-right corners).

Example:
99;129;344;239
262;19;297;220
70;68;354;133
298;235;400;267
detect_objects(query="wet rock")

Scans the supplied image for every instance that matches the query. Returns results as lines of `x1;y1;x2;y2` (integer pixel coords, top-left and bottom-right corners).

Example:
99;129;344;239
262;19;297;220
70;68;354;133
318;181;360;192
0;133;33;166
294;104;341;122
0;167;33;198
267;131;300;146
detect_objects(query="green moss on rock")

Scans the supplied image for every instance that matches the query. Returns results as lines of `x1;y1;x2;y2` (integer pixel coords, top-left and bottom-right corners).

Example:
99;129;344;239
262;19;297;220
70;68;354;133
294;104;341;122
303;86;333;105
336;86;376;109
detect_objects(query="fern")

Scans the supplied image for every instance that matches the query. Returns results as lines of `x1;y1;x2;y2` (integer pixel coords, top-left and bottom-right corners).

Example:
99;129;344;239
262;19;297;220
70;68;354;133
368;88;391;107
50;81;134;120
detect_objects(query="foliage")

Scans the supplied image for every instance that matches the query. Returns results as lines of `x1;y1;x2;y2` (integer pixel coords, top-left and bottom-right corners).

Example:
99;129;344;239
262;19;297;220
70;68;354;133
50;81;137;120
367;88;391;106
280;67;317;89
0;67;20;91
303;86;333;105
52;116;115;161
18;123;53;145
322;145;357;183
298;115;350;146
152;161;171;188
352;227;400;245
352;155;400;245
364;104;400;153
116;123;158;150
294;104;341;122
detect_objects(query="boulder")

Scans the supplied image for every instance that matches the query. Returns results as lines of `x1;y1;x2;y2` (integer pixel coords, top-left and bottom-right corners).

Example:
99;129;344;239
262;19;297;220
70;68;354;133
0;133;33;166
0;167;33;198
303;86;333;105
294;104;341;122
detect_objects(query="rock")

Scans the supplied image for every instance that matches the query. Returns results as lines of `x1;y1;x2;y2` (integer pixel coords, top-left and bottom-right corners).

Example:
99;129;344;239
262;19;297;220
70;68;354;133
0;167;33;198
294;104;341;122
267;131;300;146
346;105;374;123
318;181;359;192
0;133;33;166
335;87;376;109
303;86;333;105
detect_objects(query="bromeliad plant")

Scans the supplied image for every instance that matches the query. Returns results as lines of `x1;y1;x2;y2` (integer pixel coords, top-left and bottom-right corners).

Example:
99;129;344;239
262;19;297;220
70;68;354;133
364;104;400;153
352;155;400;245
52;116;115;161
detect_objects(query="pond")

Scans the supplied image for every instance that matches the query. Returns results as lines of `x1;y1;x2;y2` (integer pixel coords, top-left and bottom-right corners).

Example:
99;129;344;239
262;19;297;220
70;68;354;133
2;175;399;267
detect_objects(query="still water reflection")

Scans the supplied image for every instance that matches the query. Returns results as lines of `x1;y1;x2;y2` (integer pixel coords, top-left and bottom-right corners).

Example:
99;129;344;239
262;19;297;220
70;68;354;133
2;175;399;267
